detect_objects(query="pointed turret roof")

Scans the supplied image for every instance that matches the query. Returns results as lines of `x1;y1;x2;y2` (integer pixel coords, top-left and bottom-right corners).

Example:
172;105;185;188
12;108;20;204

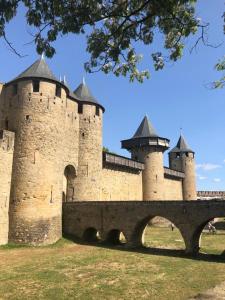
169;135;194;153
73;82;98;104
72;80;105;112
14;57;58;81
6;57;69;93
121;115;169;151
132;116;158;138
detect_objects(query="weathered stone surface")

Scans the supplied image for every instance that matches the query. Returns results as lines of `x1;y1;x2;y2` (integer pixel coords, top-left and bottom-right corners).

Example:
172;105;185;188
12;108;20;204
63;200;225;254
101;166;142;200
0;130;14;245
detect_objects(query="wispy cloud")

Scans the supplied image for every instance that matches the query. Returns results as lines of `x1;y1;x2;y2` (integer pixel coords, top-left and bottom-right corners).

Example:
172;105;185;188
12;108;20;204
196;173;207;180
213;178;221;182
196;163;222;171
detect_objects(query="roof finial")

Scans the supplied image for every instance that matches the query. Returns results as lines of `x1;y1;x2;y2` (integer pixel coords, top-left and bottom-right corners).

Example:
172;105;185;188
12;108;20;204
82;76;86;85
41;53;45;60
63;75;67;85
180;127;183;136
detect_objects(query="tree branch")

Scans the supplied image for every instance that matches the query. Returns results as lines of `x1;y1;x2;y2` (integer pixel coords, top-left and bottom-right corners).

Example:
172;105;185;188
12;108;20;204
3;33;27;58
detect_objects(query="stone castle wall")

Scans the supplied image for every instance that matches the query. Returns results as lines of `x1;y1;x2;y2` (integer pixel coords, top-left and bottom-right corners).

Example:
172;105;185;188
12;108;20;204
169;152;196;200
182;154;197;200
0;130;14;245
0;80;81;244
163;177;183;200
101;166;142;200
74;104;103;200
101;166;183;201
142;149;165;200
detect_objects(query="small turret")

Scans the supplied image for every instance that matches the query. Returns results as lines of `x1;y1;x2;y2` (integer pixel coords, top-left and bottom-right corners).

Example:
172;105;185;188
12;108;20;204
72;80;104;200
169;135;197;200
121;116;169;200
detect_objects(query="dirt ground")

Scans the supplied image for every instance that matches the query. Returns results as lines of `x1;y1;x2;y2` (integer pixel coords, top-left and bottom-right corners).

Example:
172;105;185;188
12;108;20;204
191;281;225;299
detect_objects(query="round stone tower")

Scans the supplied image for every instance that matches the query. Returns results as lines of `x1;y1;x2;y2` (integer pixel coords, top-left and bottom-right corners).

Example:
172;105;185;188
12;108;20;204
169;135;197;200
1;57;71;244
121;116;169;200
72;79;105;200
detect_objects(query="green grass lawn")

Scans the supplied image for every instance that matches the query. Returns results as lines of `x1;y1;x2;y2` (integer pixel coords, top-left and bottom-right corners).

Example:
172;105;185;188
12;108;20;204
0;226;224;300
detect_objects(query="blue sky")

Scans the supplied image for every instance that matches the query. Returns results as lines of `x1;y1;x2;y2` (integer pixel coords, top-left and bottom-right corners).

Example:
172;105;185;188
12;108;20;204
0;0;224;190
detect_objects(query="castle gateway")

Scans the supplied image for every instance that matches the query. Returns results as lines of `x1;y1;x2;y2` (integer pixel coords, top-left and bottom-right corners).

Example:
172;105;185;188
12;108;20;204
0;57;196;245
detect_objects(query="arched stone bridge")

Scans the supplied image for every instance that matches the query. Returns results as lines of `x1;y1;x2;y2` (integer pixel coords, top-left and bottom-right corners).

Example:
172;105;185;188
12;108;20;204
62;200;225;255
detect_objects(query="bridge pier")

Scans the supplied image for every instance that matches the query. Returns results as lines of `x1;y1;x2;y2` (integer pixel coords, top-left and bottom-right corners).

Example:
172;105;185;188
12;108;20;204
178;224;202;255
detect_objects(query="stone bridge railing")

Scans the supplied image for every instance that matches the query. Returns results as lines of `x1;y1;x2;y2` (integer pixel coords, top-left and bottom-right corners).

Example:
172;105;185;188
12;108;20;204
62;200;225;255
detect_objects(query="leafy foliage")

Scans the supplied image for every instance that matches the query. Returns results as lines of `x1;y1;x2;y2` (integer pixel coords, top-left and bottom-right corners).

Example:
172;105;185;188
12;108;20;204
212;57;225;89
0;0;224;83
102;146;110;152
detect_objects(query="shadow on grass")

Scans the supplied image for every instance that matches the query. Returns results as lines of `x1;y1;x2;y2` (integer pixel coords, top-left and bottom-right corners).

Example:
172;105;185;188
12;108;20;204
63;233;225;264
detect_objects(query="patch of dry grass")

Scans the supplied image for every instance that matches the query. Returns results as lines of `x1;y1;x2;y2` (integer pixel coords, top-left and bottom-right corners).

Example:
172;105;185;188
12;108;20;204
0;227;224;300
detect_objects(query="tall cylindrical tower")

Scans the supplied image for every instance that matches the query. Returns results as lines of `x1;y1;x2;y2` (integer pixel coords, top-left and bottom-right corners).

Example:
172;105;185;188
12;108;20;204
72;80;105;200
121;116;169;200
169;135;197;200
1;57;70;244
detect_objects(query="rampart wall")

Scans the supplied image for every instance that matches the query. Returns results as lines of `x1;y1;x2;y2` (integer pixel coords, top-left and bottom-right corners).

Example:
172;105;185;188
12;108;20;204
0;130;14;245
101;167;142;200
163;177;183;200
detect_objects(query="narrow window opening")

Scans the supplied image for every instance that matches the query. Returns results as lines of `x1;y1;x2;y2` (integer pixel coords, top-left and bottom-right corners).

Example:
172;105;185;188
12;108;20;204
56;84;61;97
13;84;17;96
26;115;30;120
96;106;100;116
33;80;40;92
78;103;83;114
5;119;9;130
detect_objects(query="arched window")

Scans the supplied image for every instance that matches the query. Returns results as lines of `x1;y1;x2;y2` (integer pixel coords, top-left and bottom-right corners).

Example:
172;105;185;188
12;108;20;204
63;165;76;202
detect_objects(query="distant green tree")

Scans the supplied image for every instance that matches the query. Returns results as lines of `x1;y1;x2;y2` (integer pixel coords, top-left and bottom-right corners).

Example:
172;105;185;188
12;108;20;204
103;146;110;153
0;1;224;84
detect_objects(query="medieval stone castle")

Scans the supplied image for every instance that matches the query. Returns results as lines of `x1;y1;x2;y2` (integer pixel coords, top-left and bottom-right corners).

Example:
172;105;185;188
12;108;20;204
0;57;197;246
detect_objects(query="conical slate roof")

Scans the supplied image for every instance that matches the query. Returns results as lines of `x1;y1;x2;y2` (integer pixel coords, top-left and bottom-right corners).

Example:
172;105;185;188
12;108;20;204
14;58;58;82
73;80;105;111
133;116;158;138
73;81;98;104
121;115;169;150
170;135;194;153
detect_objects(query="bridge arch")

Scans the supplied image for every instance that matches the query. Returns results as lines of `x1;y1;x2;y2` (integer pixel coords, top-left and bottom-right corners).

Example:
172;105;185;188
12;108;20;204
83;227;101;242
188;217;225;255
130;215;185;250
106;229;127;245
